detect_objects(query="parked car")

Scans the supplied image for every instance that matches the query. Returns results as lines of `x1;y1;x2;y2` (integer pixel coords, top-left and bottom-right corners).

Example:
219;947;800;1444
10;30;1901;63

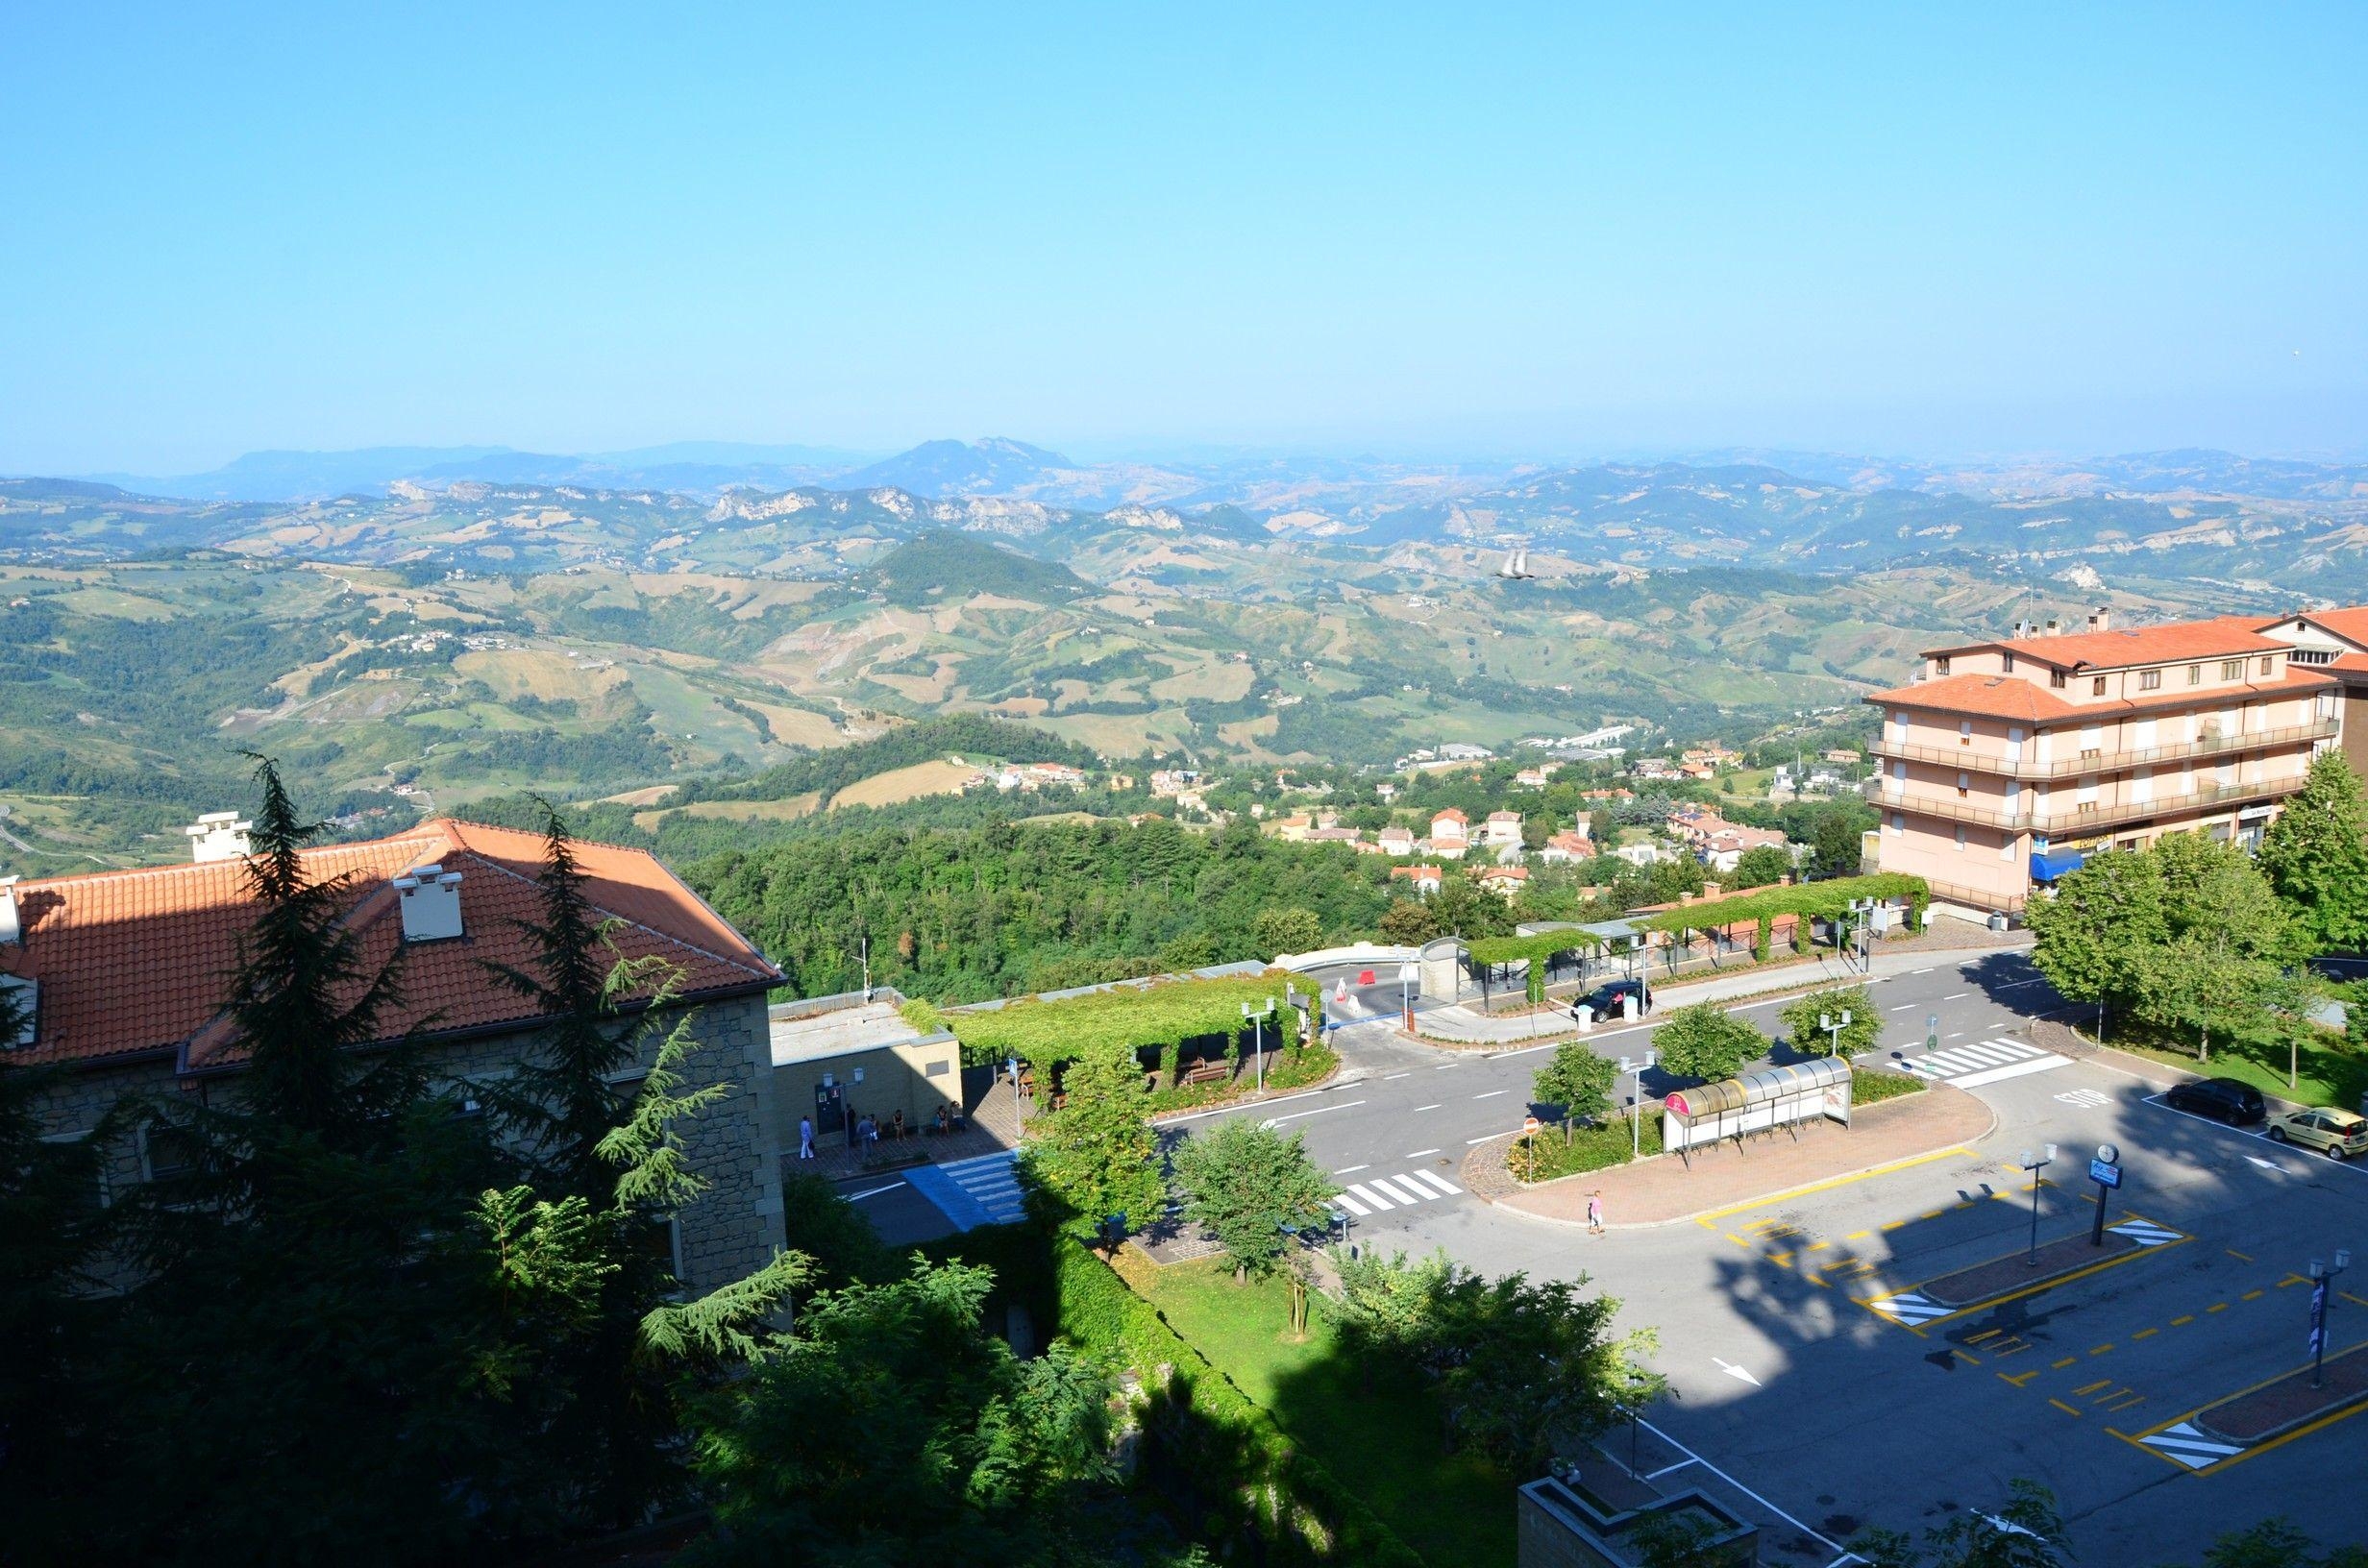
1573;979;1650;1020
2267;1106;2368;1160
2164;1076;2266;1126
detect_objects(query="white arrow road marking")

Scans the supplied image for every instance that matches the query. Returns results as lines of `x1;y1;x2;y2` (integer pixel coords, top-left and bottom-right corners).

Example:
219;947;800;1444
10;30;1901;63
2138;1421;2243;1469
845;1181;907;1201
1714;1358;1762;1386
2245;1155;2288;1173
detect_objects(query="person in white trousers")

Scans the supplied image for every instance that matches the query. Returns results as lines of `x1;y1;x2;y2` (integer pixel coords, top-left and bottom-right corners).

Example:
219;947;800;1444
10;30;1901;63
798;1115;816;1160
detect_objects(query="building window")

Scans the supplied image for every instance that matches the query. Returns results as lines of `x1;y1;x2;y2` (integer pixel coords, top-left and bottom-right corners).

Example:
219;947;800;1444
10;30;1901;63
2003;652;2015;673
140;1122;204;1187
1954;825;1966;852
2222;659;2244;680
1935;656;1952;676
1887;813;1903;836
2260;655;2275;675
2091;676;2107;696
2188;664;2203;684
2050;670;2067;689
2293;648;2333;666
2139;669;2161;691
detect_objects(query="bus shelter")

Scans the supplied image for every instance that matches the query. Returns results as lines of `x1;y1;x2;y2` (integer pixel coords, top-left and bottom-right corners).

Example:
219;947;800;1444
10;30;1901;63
1661;1057;1851;1155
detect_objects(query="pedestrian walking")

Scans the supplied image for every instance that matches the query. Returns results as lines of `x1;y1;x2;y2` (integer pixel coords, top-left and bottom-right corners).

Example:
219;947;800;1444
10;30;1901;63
798;1115;816;1161
1587;1190;1604;1235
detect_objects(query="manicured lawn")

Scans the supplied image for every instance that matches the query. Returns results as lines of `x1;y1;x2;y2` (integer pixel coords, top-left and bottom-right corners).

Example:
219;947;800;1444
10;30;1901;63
1127;1256;1517;1568
2112;1033;2368;1112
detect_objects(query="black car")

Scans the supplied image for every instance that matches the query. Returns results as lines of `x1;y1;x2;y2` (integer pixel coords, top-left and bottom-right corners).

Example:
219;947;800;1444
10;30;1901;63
1573;980;1650;1021
2164;1076;2266;1126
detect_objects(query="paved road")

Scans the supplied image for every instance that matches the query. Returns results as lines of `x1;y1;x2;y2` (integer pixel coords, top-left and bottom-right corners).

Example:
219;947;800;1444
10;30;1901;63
1290;982;2368;1563
1182;945;2072;1239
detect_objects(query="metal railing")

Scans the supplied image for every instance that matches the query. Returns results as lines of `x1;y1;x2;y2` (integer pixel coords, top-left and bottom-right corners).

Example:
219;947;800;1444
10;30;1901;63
1920;876;2028;914
1870;717;2335;780
1873;774;2306;835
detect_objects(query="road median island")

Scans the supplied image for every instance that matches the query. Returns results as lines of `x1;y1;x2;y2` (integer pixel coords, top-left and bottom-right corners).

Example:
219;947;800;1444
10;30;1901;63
2194;1342;2368;1446
1919;1227;2141;1310
1470;1080;1995;1229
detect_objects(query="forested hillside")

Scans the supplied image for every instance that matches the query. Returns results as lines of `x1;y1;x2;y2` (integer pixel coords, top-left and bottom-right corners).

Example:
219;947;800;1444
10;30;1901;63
689;816;1397;1001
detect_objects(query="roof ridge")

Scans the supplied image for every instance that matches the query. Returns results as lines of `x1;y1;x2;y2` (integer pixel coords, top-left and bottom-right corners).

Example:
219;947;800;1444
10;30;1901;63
446;840;775;984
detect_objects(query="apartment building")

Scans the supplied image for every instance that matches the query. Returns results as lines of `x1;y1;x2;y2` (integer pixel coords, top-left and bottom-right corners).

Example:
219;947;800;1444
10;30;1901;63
1866;608;2341;917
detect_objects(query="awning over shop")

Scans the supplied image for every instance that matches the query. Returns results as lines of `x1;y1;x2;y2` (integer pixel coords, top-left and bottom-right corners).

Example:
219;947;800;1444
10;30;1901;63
2030;848;2085;882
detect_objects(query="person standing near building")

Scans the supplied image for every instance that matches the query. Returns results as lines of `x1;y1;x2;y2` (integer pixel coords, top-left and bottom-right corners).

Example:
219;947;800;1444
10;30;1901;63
798;1115;816;1161
1587;1190;1604;1235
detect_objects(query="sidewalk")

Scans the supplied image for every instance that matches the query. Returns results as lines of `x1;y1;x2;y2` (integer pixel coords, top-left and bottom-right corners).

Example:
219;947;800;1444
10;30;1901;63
1411;935;2032;1050
1469;1083;1996;1228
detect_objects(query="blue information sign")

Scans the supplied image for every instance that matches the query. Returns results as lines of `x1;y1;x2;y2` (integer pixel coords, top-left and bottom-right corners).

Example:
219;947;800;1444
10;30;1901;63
2088;1158;2122;1188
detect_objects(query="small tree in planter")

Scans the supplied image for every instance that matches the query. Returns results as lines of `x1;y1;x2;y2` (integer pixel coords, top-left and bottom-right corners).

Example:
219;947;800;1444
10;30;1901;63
1172;1120;1336;1286
1779;986;1880;1059
1650;1004;1767;1084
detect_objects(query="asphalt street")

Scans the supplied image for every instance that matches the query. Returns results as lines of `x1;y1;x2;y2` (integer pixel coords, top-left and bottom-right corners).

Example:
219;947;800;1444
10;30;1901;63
1250;949;2368;1564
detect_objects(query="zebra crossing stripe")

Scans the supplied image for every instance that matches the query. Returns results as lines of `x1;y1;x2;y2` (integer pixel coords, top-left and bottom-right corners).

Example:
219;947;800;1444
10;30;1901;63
1408;1168;1463;1197
2138;1421;2243;1469
2109;1218;2183;1247
1864;1291;1956;1326
1368;1176;1427;1203
1332;1191;1370;1216
1344;1182;1397;1210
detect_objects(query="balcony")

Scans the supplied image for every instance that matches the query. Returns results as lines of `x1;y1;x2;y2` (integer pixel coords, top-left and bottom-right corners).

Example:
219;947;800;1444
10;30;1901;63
1870;717;2335;781
1871;773;2306;836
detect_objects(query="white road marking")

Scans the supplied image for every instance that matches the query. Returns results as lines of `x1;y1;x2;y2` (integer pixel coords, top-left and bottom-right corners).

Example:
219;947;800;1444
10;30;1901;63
1414;1103;1442;1113
1714;1357;1762;1386
1434;1063;1458;1069
1645;1458;1698;1481
1262;1099;1366;1127
1638;1419;1855;1563
845;1181;907;1201
1473;1090;1509;1100
1334;1164;1369;1175
1945;1031;1966;1039
1408;1169;1463;1196
2054;1089;2110;1108
1345;1182;1397;1210
1865;1291;1956;1326
1911;968;1935;975
1950;1055;2073;1088
1383;1071;1411;1081
2109;1218;2183;1247
2138;1421;2243;1469
1406;1148;1441;1160
1369;1176;1430;1204
1467;1135;1499;1145
1890;1003;1916;1013
1332;1191;1371;1216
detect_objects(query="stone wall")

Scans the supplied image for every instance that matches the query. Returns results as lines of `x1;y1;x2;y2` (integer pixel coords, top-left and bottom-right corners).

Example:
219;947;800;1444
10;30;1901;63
24;988;787;1299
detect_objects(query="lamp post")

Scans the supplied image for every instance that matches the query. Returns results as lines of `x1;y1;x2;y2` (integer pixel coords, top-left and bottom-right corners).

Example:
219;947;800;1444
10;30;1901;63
1399;961;1418;1032
1242;996;1275;1092
2308;1249;2352;1389
2020;1144;2058;1266
1619;1050;1658;1161
1819;1009;1852;1061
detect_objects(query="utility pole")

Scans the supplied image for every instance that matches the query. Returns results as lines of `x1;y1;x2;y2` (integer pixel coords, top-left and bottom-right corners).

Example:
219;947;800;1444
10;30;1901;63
2020;1145;2057;1265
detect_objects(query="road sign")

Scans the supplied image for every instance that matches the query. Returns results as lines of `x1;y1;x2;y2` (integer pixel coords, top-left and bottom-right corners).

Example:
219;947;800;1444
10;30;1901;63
1523;1115;1542;1135
1926;1014;1939;1051
2089;1158;2121;1188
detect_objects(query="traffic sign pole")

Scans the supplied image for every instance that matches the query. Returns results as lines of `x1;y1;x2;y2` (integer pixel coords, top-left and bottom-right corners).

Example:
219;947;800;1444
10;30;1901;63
2088;1142;2121;1247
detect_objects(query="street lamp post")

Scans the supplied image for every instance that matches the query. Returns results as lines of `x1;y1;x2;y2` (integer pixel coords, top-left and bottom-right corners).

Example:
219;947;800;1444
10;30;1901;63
1818;1009;1853;1061
1399;961;1418;1032
2308;1249;2352;1389
2020;1144;2058;1266
1242;997;1275;1092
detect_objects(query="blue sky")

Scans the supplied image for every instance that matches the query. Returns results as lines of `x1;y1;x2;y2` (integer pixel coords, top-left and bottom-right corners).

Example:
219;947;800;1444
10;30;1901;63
3;4;2362;473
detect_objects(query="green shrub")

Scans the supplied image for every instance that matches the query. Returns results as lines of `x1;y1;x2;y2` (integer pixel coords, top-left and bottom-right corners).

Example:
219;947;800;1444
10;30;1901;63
1850;1066;1928;1104
1509;1113;1663;1182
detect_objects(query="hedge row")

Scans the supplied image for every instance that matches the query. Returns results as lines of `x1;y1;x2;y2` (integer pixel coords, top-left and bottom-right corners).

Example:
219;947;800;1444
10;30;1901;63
1054;1241;1429;1568
1466;873;1929;969
943;971;1313;1068
1849;1065;1930;1104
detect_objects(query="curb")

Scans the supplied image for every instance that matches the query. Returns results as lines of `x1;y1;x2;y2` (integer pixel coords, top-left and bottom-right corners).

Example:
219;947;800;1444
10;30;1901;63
1467;1086;1998;1231
1413;964;1946;1056
2194;1360;2368;1447
1146;1055;1344;1125
1921;1230;2140;1309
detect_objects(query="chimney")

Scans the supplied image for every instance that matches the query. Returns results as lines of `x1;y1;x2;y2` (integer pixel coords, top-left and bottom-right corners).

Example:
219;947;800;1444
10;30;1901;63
2043;617;2060;636
1702;881;1722;898
393;864;464;943
2088;605;2110;633
187;812;253;864
0;875;18;945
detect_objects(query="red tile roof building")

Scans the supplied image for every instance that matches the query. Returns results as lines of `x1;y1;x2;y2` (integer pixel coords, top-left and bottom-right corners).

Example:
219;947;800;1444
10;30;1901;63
0;818;787;1290
1867;606;2345;917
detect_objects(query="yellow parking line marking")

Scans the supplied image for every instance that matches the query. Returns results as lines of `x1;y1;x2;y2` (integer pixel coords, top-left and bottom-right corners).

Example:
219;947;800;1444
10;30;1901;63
1683;1145;1973;1222
2073;1379;2111;1396
1920;1209;1947;1220
1803;1239;1832;1253
1880;1219;1908;1231
2241;1289;2265;1302
1765;1250;1793;1264
2052;1357;2078;1368
2171;1314;2195;1326
1725;1234;1753;1247
2345;1291;2368;1310
2208;1302;2230;1313
1843;1230;1870;1241
2225;1248;2253;1262
2132;1328;2158;1340
1952;1348;1981;1366
2049;1398;2083;1417
2090;1343;2115;1357
1804;1272;1830;1288
1990;1337;2033;1358
1965;1328;2002;1345
2120;1335;2368;1476
1999;1369;2039;1387
2103;1392;2146;1411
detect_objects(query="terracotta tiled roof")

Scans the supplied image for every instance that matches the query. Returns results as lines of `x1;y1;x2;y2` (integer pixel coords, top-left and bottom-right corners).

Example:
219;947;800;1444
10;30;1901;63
0;819;778;1072
1865;668;2331;723
1949;615;2285;671
1433;809;1468;824
2285;607;2368;647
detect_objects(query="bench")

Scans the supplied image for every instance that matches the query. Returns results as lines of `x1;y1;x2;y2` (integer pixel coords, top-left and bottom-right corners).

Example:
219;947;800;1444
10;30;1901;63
1179;1059;1234;1089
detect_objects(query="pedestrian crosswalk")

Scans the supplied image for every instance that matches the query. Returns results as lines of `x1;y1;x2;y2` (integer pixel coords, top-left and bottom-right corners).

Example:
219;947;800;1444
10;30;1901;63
1333;1167;1463;1217
2135;1420;2244;1471
1897;1037;2072;1089
907;1149;1027;1231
